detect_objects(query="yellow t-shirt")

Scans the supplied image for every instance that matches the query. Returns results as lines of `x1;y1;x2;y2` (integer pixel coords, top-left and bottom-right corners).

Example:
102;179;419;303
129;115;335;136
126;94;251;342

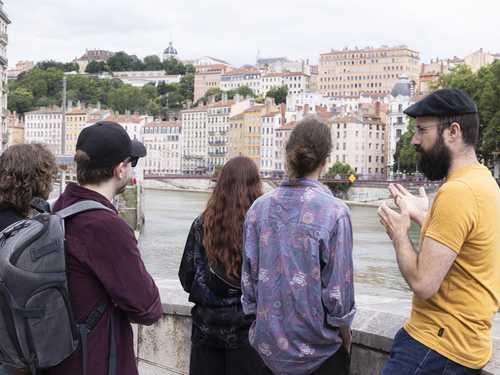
405;164;500;369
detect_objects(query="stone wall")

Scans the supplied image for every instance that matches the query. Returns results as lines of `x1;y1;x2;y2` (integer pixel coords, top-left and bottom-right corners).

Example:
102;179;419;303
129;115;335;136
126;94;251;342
135;279;500;375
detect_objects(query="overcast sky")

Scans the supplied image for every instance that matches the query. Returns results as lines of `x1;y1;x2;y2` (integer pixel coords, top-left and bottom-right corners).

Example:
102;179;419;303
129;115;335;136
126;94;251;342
5;0;499;68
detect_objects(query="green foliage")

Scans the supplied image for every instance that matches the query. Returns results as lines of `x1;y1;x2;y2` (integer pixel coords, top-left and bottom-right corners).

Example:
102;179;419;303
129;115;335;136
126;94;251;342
234;85;255;98
178;73;194;101
36;60;79;72
393;120;417;173
85;61;109;74
265;85;288;105
7;54;196;116
324;161;356;195
7;87;34;113
326;161;356;176
143;55;163;71
108;86;149;114
437;60;500;163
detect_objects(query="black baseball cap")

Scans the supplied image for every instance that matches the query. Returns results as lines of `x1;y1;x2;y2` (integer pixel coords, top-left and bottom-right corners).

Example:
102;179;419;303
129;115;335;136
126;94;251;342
76;121;147;169
404;88;478;118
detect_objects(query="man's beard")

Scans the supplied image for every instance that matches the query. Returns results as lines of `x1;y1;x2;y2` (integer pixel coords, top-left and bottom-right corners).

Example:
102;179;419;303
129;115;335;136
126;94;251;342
415;135;451;181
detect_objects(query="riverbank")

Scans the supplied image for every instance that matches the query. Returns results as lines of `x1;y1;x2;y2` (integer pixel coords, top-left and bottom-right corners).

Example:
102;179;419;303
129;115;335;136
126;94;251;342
142;178;407;207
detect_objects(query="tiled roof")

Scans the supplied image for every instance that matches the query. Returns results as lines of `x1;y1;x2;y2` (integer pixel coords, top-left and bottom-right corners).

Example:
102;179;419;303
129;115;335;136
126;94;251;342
207;100;235;109
277;122;296;130
229;113;244;121
181;106;208;113
144;121;181;128
103;113;145;123
261;111;281;118
243;105;265;113
223;67;260;76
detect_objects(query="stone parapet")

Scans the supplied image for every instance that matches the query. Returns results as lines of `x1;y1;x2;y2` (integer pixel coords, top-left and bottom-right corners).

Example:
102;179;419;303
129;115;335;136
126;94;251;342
135;279;500;374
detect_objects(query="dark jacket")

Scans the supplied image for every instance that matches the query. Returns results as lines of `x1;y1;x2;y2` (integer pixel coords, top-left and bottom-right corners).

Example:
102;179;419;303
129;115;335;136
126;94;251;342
178;216;253;349
45;183;163;375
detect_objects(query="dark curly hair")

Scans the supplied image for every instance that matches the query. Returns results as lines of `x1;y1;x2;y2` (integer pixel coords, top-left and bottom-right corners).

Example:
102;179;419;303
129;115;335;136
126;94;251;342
0;144;57;215
202;156;263;280
286;117;332;178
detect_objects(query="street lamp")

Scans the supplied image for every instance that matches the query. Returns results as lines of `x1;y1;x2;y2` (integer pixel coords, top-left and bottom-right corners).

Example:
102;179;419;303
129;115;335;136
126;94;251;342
59;71;78;194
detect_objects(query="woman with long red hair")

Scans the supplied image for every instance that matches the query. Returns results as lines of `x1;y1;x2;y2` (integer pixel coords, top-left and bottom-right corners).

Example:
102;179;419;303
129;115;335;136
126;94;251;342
179;156;268;375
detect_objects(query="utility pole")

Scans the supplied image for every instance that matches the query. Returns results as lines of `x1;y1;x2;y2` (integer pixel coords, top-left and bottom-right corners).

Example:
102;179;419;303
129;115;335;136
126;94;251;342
61;75;67;155
59;75;67;195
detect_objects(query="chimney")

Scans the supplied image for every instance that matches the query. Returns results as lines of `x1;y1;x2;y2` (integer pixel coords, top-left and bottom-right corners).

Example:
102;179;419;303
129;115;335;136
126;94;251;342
265;97;275;111
280;103;286;125
77;100;81;109
97;101;101;111
304;103;310;115
375;101;381;117
222;92;228;103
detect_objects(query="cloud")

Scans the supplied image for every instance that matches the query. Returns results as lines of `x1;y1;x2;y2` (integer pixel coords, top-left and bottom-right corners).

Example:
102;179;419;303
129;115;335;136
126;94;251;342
5;0;499;67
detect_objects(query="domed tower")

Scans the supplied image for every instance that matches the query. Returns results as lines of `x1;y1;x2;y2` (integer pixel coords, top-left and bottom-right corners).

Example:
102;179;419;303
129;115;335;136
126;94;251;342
163;41;178;61
390;74;412;98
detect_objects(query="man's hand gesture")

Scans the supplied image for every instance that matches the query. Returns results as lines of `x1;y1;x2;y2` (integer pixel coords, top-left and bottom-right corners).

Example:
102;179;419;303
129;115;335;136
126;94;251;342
388;184;429;226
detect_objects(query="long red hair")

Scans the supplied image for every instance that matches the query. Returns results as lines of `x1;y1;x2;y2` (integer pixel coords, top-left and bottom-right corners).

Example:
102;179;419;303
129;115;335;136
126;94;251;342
203;156;263;280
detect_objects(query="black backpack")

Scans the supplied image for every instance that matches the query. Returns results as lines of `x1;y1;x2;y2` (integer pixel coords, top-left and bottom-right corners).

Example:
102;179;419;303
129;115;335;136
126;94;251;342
0;200;117;375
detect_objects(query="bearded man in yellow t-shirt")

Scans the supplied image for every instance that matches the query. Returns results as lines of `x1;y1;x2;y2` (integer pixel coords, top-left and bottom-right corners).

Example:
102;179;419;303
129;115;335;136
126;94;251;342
378;88;500;374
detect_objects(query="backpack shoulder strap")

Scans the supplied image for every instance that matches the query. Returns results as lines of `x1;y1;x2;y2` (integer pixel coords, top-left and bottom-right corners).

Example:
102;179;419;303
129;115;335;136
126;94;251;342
55;200;114;219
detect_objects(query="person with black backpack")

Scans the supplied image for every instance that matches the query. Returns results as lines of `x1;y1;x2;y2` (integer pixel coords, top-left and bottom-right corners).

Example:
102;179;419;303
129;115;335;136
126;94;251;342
45;121;163;375
178;156;269;375
0;144;57;375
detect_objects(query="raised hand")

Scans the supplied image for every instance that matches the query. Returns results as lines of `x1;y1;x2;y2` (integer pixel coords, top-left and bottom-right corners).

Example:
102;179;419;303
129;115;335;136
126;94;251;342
388;184;429;226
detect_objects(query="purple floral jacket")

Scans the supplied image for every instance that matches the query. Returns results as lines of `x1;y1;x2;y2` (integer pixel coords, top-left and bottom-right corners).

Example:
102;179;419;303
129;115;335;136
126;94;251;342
242;178;356;375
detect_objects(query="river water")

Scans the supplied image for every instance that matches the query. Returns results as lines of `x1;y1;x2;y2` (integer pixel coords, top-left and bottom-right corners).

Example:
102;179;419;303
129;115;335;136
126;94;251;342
139;189;422;297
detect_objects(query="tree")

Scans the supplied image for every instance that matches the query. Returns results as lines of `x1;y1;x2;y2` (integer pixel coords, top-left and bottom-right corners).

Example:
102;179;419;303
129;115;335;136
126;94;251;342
35;60;78;72
143;55;163;71
185;64;196;74
437;60;500;165
326;161;356;177
107;51;144;72
85;61;109;74
178;73;194;101
108;86;149;114
266;85;288;105
163;58;186;75
195;87;225;106
324;161;356;197
393;120;417;173
235;85;255;98
7;87;35;113
482;110;500;160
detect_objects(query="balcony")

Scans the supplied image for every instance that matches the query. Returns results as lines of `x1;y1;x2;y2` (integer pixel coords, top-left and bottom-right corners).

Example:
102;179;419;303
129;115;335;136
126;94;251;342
208;140;225;146
208;151;226;157
0;32;7;45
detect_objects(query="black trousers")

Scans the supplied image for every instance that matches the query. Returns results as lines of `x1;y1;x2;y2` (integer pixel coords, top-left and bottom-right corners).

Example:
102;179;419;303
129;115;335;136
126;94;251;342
309;346;350;375
189;339;270;375
260;346;351;375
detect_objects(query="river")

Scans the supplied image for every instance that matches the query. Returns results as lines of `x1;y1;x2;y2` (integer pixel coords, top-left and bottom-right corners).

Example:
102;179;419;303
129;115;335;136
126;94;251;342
139;189;421;298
